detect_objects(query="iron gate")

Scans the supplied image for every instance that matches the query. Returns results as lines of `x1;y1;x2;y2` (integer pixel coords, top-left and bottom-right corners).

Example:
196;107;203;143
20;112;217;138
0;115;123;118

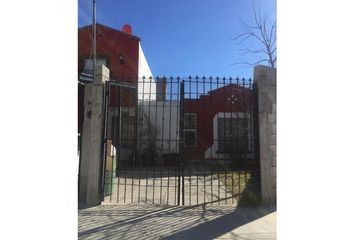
100;76;260;206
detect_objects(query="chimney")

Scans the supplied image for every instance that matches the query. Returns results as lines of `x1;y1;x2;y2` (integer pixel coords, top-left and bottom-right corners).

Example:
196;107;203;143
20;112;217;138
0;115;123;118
156;78;167;101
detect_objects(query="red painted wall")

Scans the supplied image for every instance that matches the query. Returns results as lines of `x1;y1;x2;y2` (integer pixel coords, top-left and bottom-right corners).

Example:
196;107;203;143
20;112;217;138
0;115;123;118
78;23;140;81
183;84;252;160
78;24;140;136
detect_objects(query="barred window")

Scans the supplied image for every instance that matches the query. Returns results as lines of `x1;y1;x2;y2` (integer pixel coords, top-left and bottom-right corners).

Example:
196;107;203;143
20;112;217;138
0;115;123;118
110;109;136;147
120;111;136;147
218;117;250;153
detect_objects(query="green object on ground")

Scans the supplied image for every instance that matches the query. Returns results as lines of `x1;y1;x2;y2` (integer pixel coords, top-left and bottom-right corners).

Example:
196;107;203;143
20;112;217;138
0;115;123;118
104;171;113;196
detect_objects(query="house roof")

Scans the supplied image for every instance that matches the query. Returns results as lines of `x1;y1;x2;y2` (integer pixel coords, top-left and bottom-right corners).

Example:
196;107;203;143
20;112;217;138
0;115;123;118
78;23;141;41
207;83;251;95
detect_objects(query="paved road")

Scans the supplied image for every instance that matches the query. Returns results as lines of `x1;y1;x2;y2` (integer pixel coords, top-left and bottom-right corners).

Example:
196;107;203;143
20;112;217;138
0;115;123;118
78;204;276;240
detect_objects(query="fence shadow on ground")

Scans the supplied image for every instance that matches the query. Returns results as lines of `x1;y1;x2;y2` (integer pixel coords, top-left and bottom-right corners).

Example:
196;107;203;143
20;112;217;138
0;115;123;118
78;203;275;240
161;205;275;239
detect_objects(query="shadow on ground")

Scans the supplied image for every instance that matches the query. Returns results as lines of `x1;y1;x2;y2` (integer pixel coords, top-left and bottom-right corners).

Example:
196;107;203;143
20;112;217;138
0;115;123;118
78;203;276;240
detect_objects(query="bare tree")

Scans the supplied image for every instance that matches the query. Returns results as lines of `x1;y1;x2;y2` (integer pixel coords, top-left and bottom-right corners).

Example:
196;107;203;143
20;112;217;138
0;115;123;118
232;1;276;68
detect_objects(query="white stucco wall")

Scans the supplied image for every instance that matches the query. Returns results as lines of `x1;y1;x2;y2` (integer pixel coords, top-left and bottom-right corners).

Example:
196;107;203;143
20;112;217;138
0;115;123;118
138;43;156;100
138;101;180;155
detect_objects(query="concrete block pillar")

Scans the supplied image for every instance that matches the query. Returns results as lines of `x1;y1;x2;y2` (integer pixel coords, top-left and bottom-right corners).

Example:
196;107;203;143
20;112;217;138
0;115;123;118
254;65;276;205
79;65;109;207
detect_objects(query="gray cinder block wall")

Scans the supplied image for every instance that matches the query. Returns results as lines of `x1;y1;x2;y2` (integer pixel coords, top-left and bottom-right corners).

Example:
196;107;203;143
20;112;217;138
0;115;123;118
254;65;276;205
79;65;109;208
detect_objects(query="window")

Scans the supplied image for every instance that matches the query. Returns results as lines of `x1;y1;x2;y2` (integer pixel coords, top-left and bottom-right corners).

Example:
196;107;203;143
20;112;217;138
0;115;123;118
120;111;135;147
184;113;196;146
109;109;136;148
218;117;250;153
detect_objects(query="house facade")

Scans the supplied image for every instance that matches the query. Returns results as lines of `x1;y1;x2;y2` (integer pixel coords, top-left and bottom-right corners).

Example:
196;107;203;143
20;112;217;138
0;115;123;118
78;23;156;170
78;23;253;170
183;84;253;163
135;82;254;166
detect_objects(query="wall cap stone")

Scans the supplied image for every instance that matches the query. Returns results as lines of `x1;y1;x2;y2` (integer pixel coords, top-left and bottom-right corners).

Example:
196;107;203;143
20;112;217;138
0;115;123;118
254;65;276;85
94;64;110;84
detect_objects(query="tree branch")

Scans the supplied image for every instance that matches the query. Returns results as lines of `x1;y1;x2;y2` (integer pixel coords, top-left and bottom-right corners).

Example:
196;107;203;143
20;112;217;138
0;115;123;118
231;0;276;68
239;48;269;55
231;58;269;66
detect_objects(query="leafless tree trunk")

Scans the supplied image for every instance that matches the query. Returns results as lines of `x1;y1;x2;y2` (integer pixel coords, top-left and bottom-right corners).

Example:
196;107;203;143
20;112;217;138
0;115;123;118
232;1;276;68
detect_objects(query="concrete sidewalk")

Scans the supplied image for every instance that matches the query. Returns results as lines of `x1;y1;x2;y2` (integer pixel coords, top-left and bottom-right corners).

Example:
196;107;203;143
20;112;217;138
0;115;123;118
78;204;276;239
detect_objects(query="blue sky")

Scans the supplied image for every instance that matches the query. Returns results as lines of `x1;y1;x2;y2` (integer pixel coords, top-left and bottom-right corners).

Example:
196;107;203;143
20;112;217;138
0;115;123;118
78;0;276;79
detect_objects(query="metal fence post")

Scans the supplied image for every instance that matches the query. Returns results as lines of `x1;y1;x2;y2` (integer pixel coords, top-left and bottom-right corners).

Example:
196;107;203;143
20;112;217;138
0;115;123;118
178;79;185;205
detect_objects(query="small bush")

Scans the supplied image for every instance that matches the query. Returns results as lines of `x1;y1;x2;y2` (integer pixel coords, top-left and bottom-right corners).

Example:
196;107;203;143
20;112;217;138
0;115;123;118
238;180;261;207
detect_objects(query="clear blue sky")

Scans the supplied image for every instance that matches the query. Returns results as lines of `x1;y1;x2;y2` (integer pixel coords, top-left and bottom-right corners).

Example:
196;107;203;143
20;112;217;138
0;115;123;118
78;0;276;79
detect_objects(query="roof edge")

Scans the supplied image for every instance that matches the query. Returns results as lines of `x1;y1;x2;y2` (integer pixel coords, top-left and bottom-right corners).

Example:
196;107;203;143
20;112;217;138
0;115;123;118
78;23;141;41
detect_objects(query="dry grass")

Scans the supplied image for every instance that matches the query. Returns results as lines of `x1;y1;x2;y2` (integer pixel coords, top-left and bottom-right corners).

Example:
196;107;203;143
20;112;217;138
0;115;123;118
216;171;260;206
215;171;251;195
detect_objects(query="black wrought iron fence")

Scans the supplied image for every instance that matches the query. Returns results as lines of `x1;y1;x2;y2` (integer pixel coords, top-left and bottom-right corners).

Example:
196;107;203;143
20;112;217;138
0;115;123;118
100;76;260;205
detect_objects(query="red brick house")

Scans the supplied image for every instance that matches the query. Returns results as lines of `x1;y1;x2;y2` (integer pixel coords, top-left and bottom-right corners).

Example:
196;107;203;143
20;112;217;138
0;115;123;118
78;23;155;168
183;84;253;162
78;23;143;81
78;23;253;168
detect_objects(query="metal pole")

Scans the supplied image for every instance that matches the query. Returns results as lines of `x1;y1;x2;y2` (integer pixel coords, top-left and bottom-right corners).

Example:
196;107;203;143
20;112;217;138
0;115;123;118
179;80;185;205
93;0;96;81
